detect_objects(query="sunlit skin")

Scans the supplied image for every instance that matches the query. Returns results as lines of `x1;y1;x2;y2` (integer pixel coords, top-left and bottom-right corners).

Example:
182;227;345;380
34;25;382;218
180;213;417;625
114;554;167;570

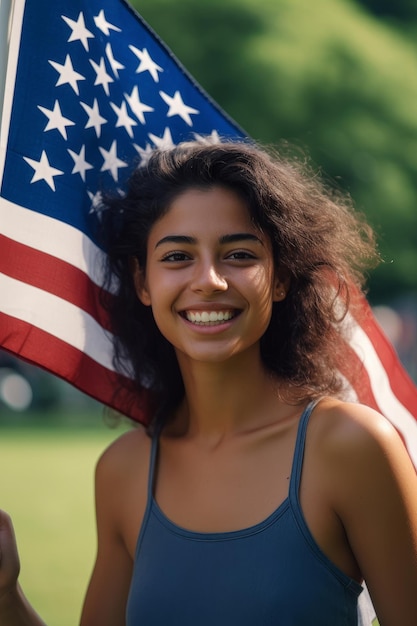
135;186;285;365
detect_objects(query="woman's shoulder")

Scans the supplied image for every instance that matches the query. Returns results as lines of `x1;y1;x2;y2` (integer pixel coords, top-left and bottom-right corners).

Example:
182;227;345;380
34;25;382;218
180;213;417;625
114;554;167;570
309;397;415;500
96;424;152;482
94;424;154;557
311;397;404;457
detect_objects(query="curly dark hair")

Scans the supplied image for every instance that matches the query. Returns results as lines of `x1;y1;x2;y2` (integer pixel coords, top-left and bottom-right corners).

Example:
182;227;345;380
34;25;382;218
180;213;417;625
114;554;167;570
100;139;379;427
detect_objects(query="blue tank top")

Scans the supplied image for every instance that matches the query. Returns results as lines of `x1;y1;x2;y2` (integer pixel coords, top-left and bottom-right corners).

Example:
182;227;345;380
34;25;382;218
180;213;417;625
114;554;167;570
126;401;363;625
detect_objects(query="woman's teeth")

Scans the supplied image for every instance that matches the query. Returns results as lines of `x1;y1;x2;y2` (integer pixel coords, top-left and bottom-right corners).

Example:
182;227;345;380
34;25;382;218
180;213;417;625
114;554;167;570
184;310;235;325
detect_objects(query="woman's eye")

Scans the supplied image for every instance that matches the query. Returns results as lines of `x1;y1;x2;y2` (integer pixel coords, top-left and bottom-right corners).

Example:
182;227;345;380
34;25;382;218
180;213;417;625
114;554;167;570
161;252;190;262
227;251;256;260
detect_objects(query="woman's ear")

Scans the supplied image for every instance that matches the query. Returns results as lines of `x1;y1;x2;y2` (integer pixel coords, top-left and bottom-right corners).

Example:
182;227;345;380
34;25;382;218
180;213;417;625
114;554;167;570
130;257;152;306
273;267;291;302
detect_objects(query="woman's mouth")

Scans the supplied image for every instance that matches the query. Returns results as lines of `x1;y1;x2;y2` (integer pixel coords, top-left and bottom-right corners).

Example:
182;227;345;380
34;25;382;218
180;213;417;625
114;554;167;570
181;310;238;325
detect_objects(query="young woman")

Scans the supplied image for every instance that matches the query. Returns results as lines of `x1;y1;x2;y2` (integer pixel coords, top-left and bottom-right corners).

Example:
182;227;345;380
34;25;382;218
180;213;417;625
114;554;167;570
1;140;417;625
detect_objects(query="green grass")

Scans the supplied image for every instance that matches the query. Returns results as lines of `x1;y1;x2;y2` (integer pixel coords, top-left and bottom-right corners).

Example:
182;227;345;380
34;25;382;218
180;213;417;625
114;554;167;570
0;417;130;626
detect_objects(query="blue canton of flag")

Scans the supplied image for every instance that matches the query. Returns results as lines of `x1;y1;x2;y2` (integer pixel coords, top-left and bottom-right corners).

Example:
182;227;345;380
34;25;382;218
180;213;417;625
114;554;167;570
1;0;245;245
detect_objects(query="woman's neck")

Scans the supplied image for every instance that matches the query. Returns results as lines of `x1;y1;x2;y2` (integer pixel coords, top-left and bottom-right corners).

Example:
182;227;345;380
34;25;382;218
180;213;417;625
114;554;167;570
172;348;283;441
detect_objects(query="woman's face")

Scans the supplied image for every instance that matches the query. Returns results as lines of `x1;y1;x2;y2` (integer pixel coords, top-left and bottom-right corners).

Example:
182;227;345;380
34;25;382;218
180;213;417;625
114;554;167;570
134;186;286;366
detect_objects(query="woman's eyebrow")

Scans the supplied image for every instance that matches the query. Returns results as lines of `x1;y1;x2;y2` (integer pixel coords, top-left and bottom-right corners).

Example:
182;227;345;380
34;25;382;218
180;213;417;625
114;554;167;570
154;233;263;249
219;233;263;245
155;235;196;249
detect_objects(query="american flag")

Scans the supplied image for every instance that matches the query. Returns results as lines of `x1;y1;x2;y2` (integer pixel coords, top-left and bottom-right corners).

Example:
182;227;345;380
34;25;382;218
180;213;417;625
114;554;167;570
1;0;417;465
0;0;244;422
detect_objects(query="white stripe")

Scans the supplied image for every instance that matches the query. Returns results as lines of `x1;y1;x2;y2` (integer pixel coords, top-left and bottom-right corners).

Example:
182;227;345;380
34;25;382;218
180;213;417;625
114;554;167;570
0;272;116;372
338;373;359;404
346;312;417;467
0;197;109;288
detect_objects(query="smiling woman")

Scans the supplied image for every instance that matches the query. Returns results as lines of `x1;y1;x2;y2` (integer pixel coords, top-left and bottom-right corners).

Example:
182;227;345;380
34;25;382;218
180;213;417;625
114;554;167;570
102;141;378;424
133;185;282;366
1;139;417;626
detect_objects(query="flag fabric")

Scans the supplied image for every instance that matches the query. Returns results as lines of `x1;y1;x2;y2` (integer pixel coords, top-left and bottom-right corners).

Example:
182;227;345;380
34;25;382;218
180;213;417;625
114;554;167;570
1;0;417;465
0;0;244;422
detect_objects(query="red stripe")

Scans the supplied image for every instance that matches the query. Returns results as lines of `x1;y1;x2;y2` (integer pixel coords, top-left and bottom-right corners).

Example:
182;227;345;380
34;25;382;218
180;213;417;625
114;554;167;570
349;292;417;419
0;311;151;425
0;234;112;331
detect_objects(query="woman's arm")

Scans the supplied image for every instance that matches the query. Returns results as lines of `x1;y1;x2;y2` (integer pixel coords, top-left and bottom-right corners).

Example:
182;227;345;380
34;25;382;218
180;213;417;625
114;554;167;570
80;428;150;626
327;404;417;626
80;452;133;626
0;511;47;626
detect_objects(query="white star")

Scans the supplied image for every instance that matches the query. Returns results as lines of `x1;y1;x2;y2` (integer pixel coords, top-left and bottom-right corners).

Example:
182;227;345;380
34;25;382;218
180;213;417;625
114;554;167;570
89;57;114;96
88;190;103;214
133;142;154;166
110;101;137;138
68;145;94;182
49;54;85;95
94;10;121;36
80;99;107;138
159;90;199;127
125;86;154;124
193;130;221;144
129;46;163;82
37;100;75;140
99;140;128;181
105;43;125;78
148;127;175;150
62;12;94;52
23;150;64;191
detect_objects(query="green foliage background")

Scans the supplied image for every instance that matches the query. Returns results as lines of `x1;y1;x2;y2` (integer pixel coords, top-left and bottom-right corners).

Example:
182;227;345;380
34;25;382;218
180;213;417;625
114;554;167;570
132;0;417;303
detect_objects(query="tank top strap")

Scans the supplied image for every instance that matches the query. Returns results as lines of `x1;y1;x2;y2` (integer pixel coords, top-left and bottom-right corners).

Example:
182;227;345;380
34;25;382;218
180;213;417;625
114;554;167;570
146;426;160;505
133;426;161;559
289;399;321;504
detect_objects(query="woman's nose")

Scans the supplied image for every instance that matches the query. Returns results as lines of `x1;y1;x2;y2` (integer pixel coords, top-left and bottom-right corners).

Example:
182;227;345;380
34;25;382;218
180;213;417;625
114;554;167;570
191;261;228;294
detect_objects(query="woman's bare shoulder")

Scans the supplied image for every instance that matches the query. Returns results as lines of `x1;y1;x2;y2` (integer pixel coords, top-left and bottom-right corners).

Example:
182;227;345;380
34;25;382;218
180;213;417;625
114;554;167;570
96;424;152;481
93;424;154;556
310;397;417;521
311;397;408;464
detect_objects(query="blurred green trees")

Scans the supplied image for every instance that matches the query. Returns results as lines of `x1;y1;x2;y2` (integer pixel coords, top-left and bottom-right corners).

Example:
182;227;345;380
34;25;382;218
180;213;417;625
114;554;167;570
132;0;417;303
355;0;417;21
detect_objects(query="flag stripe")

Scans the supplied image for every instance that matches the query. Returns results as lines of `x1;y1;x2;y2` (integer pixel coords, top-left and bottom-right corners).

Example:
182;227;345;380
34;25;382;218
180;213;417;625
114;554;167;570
348;318;417;465
0;233;111;330
359;308;417;414
0;272;114;370
0;198;107;286
0;310;148;422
